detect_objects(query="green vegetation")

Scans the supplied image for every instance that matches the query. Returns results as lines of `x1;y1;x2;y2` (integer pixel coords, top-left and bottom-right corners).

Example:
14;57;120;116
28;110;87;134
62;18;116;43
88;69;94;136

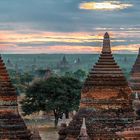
65;69;86;81
3;54;138;128
20;73;33;86
21;76;82;127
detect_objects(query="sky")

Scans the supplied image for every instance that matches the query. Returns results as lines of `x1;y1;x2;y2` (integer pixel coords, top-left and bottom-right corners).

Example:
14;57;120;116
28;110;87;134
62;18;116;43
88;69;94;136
0;0;140;54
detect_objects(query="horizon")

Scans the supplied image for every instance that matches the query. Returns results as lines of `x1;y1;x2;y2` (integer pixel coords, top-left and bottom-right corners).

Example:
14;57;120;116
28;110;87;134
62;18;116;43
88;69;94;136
0;0;140;54
0;52;138;55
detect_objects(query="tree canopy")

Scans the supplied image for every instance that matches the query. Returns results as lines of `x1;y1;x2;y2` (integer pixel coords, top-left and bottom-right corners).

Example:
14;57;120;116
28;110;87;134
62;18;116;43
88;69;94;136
21;76;82;127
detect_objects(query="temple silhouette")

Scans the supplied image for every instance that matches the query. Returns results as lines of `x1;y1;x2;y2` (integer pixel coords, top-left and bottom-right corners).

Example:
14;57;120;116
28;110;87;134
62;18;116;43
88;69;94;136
130;48;140;96
0;55;31;139
59;32;135;140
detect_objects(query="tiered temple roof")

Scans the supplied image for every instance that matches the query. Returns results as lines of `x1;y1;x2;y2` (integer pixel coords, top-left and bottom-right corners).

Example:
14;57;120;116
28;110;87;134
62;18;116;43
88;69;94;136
130;48;140;94
63;32;135;140
116;94;140;139
0;55;31;139
117;120;140;139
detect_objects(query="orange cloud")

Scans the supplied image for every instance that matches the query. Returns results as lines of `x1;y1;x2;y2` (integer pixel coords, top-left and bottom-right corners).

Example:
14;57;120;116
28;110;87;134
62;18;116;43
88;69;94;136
0;44;140;54
0;30;126;45
0;30;139;54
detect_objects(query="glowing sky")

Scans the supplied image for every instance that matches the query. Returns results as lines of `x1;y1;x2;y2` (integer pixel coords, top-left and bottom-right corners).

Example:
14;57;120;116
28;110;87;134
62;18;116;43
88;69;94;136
0;0;140;54
80;1;133;10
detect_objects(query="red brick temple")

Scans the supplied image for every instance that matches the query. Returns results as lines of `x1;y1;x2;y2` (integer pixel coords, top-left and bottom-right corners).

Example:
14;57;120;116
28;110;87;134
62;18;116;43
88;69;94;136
117;120;140;140
130;48;140;95
62;32;135;140
0;55;31;139
116;93;140;139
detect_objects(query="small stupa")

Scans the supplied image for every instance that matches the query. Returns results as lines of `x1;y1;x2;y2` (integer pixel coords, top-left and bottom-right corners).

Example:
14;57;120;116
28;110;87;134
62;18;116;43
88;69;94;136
77;118;90;140
58;114;67;140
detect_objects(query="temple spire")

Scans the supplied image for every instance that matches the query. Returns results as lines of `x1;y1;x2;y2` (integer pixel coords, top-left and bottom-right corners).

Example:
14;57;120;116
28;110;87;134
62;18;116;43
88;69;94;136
102;32;111;54
64;32;134;140
135;92;139;100
82;118;87;129
78;118;89;140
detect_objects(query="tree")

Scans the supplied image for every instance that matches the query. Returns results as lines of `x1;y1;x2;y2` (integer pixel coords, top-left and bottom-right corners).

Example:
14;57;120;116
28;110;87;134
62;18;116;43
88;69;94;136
64;71;74;78
20;72;33;86
35;69;46;78
21;76;82;127
73;69;86;81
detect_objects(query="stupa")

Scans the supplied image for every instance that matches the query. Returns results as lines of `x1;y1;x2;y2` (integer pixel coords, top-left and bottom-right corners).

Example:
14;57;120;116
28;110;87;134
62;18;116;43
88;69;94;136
44;68;52;80
57;55;70;70
6;58;14;70
74;58;81;65
77;118;90;140
0;55;31;139
63;32;134;140
130;48;140;96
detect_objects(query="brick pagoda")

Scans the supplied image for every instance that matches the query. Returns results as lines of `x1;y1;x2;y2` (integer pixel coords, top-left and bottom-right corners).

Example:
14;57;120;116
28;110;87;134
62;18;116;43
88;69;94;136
116;93;140;139
0;55;31;139
130;48;140;95
63;32;134;140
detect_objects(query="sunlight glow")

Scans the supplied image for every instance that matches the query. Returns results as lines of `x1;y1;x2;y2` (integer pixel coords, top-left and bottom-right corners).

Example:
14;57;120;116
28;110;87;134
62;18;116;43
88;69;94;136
0;30;139;54
79;1;133;11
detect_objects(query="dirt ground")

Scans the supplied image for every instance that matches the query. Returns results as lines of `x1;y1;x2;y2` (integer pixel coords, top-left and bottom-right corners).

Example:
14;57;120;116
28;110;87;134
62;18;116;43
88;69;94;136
39;128;58;140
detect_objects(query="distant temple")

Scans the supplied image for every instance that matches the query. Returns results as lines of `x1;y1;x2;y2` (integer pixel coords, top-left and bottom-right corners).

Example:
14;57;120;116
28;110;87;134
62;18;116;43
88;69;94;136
130;48;140;95
15;63;20;75
60;32;135;139
57;55;70;70
0;55;31;139
44;68;52;80
74;58;81;65
6;58;14;69
124;56;128;63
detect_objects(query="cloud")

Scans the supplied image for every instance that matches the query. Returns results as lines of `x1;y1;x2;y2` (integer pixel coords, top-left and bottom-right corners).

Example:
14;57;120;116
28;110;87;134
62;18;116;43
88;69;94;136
0;0;138;32
1;44;140;54
79;1;133;11
1;29;140;54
